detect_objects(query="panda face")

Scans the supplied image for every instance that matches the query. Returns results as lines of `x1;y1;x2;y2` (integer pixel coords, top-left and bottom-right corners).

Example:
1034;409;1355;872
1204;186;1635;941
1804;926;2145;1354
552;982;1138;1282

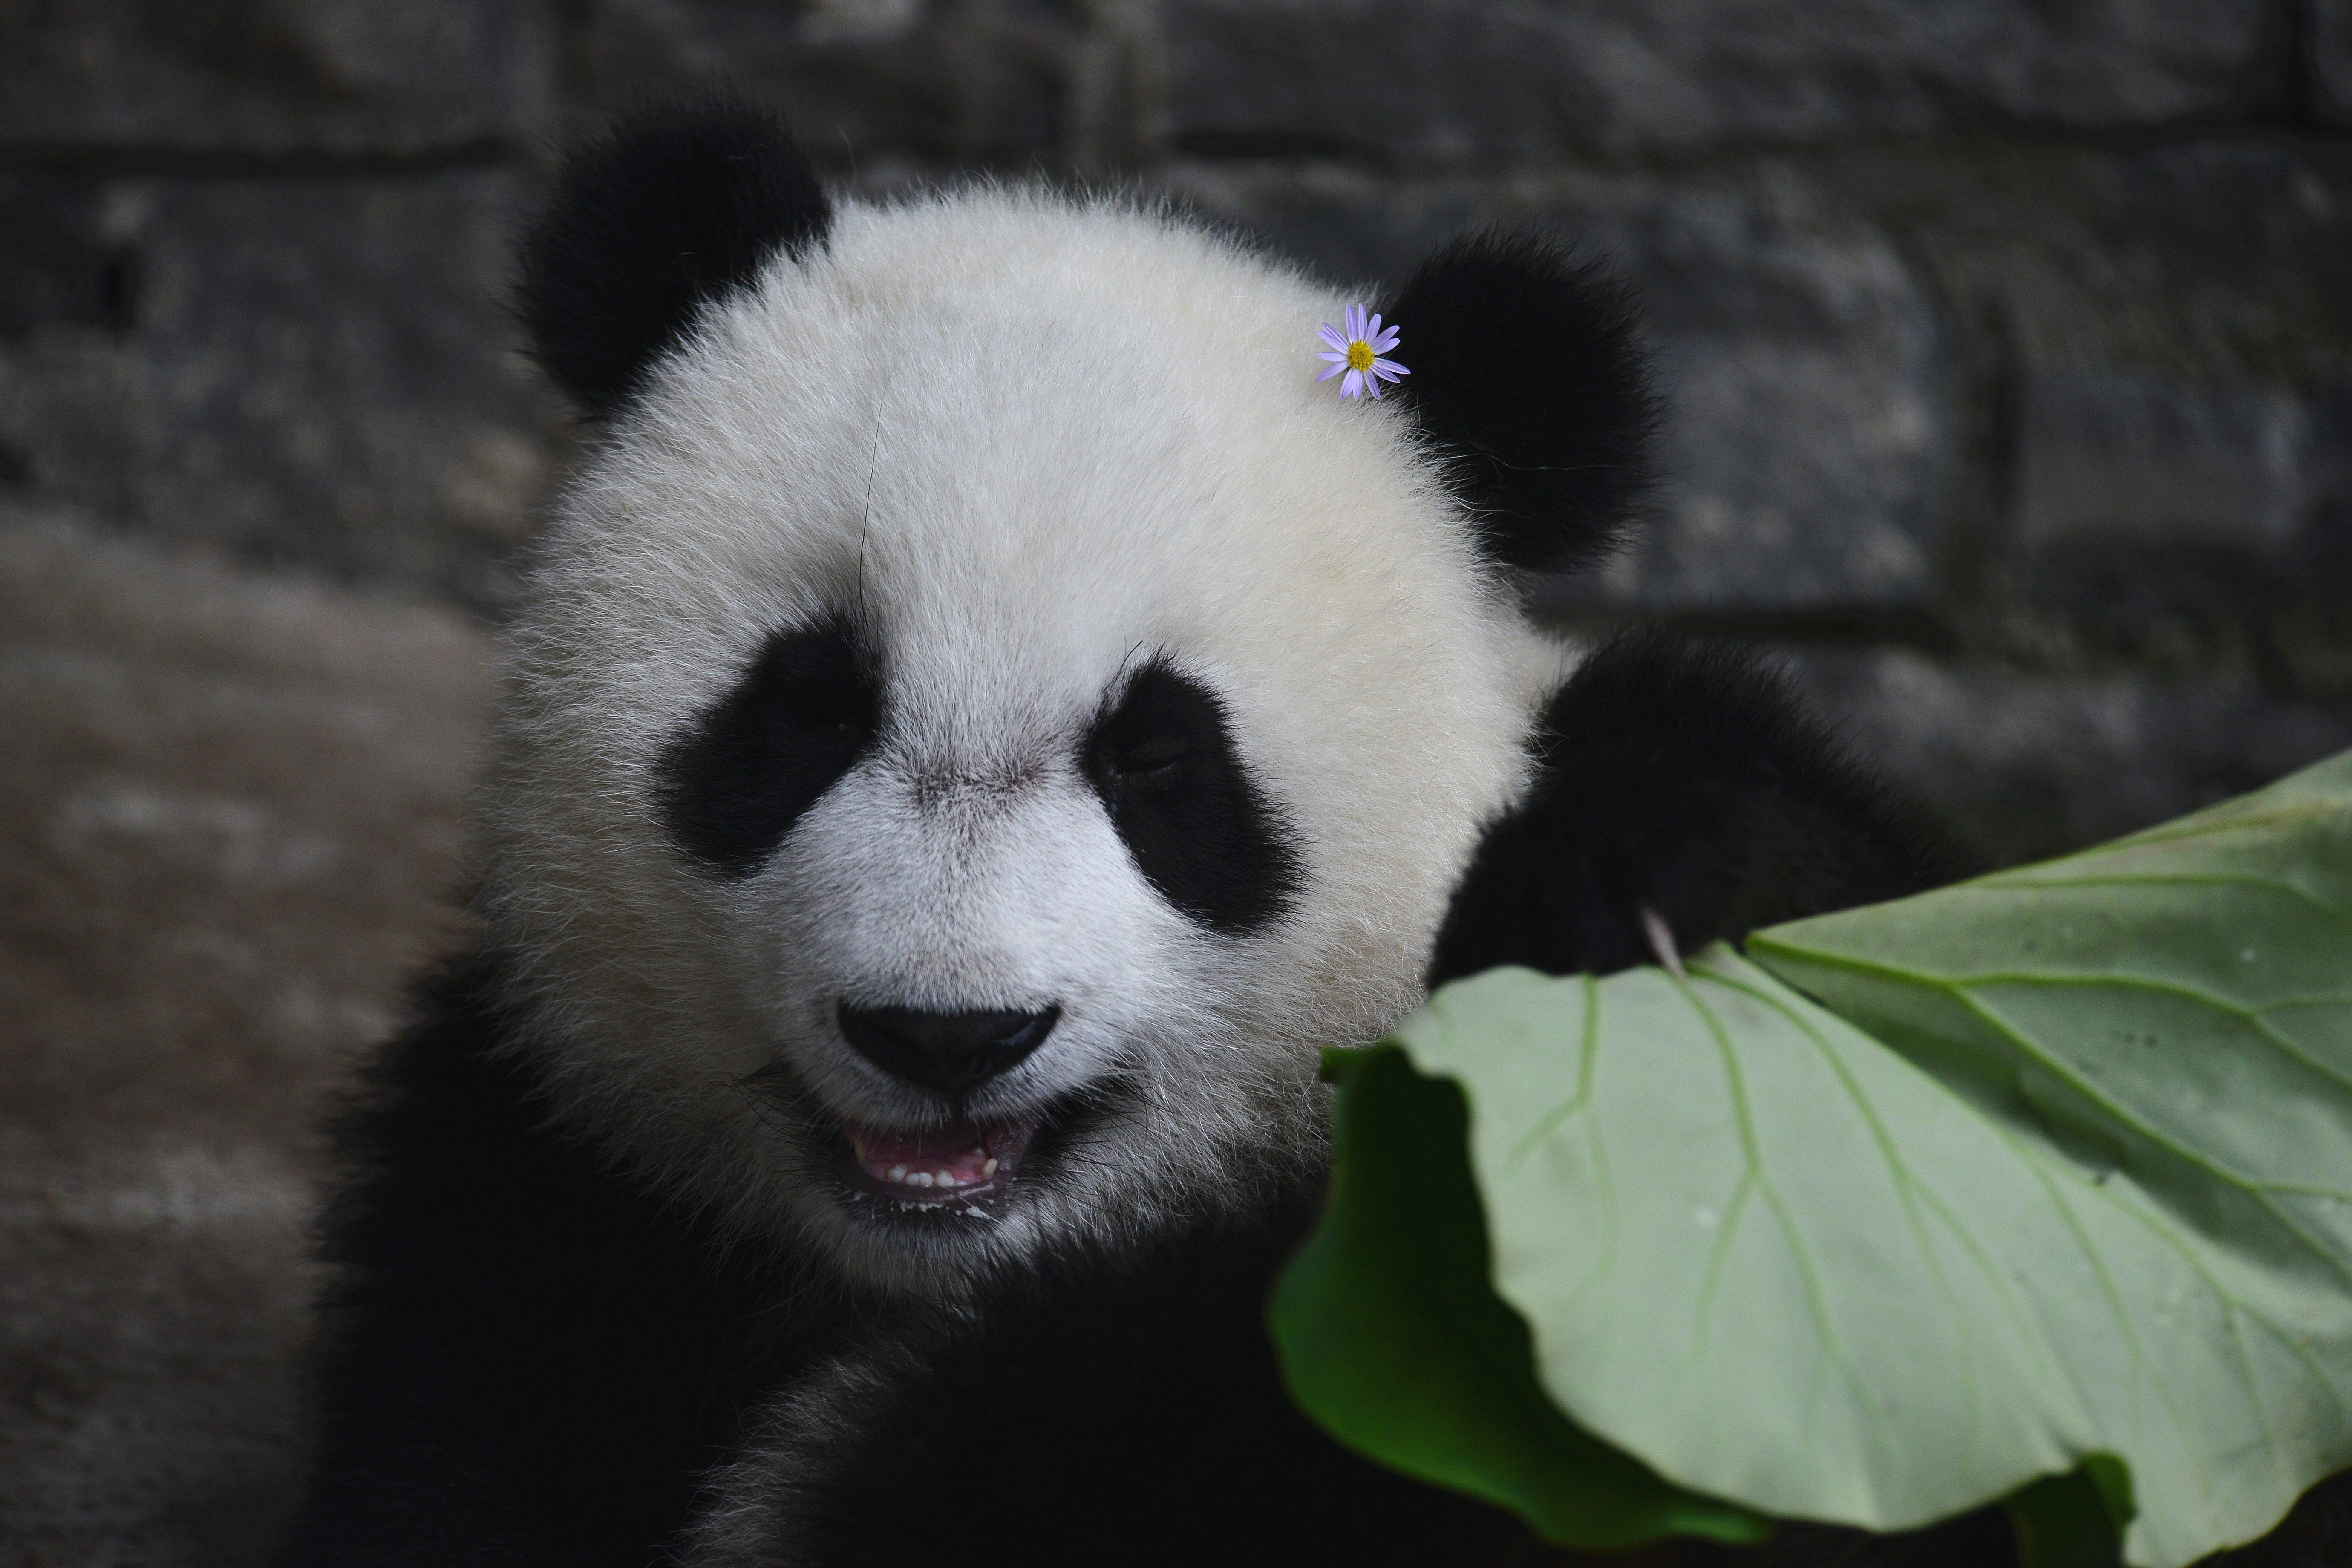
482;183;1597;1294
685;628;1307;1283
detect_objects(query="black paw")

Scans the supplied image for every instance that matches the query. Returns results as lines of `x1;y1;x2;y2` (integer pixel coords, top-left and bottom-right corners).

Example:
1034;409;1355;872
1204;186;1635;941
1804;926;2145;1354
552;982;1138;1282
1428;634;1971;988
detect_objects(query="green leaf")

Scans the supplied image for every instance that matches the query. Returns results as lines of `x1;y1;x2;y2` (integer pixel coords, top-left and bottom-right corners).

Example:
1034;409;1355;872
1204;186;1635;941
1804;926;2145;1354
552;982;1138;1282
2004;1461;2129;1568
1743;749;2352;1565
1269;1046;1771;1548
1277;749;2352;1568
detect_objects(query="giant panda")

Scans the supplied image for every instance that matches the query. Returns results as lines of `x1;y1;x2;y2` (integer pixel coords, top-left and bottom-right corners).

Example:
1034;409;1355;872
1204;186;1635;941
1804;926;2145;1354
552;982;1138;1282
277;101;1981;1568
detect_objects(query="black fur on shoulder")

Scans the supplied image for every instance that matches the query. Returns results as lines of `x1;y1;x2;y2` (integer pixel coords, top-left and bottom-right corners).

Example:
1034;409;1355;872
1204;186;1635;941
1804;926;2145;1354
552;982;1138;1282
1430;632;1976;987
795;1194;1536;1567
1382;231;1659;576
277;951;795;1567
514;96;831;420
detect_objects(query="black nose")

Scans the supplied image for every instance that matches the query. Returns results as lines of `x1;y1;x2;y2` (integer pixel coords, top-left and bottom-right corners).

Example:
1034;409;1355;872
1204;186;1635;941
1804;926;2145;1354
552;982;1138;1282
835;1003;1061;1096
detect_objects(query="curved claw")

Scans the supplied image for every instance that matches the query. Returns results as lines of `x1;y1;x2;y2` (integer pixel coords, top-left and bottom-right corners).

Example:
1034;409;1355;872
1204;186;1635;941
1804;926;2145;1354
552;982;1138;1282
1637;904;1687;980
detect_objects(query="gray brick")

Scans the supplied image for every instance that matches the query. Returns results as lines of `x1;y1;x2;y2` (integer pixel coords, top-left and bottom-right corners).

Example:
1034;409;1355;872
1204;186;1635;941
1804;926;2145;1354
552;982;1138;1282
0;173;562;604
1816;141;2352;683
2016;372;2309;556
1157;0;2271;164
1996;375;2352;696
2319;0;2352;124
1787;647;2352;867
1837;140;2352;390
577;0;1084;171
0;0;552;155
1170;164;1949;614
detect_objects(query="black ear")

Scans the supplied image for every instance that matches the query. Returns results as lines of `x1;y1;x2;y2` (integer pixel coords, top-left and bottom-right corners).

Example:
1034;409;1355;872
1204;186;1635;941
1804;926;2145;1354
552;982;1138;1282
515;99;832;420
1381;232;1657;575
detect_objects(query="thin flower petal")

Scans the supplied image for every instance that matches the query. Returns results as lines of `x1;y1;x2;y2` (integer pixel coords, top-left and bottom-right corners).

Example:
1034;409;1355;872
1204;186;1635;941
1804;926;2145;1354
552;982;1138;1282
1317;308;1413;397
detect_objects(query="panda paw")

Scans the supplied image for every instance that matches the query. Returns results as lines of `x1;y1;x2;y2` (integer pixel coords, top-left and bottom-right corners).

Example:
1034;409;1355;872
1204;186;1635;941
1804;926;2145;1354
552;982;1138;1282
1427;633;1971;988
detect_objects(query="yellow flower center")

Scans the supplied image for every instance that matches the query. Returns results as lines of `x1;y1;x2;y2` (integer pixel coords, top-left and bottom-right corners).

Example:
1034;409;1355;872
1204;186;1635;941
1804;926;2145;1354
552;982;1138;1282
1346;340;1376;372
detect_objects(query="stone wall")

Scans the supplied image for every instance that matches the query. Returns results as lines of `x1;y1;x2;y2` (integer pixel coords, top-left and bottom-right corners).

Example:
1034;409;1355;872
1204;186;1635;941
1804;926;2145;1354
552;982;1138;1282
5;0;2352;862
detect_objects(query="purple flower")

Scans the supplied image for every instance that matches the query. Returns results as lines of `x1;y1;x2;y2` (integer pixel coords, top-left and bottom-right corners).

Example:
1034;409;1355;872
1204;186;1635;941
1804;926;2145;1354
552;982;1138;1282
1316;303;1409;400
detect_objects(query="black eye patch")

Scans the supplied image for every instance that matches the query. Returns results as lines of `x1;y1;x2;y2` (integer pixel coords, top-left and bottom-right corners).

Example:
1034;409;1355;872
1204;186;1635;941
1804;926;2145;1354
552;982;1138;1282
1081;660;1300;935
657;617;879;878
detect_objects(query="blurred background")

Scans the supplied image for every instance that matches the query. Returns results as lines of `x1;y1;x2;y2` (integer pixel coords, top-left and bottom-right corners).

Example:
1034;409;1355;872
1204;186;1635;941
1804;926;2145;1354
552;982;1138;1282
3;2;2350;1562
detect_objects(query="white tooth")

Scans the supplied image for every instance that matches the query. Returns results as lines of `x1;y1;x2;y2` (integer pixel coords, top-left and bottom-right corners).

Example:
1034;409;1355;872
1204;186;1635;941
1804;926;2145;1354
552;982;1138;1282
911;1171;934;1188
981;1158;999;1178
888;1164;907;1182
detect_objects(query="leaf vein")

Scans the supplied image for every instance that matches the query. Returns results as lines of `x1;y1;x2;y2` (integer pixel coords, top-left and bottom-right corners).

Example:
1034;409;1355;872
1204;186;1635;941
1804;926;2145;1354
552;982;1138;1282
1680;973;1866;1444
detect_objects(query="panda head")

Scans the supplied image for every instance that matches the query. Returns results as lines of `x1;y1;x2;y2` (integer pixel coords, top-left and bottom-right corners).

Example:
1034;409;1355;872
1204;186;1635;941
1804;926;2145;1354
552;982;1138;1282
483;102;1653;1296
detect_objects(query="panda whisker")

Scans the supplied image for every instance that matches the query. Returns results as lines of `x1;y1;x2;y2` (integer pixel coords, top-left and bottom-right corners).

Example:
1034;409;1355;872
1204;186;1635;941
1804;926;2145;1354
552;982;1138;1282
854;417;881;624
735;1058;800;1092
719;1066;809;1146
732;1096;800;1150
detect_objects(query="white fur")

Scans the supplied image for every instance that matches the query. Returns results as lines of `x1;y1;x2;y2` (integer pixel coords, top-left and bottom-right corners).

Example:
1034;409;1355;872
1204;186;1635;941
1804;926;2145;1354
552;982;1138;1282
476;187;1571;1295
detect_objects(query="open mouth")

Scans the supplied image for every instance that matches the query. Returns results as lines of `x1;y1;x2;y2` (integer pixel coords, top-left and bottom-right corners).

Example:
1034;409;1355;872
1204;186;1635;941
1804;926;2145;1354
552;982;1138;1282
839;1110;1043;1207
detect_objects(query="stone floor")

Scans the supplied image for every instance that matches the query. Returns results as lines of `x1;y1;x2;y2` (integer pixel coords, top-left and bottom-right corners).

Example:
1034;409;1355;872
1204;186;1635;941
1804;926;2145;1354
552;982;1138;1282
0;515;487;1566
